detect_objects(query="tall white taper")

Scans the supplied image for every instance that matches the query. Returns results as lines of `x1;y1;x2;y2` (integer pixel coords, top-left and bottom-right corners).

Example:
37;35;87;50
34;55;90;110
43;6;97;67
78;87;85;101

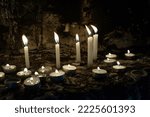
75;34;81;63
55;43;60;69
22;35;30;69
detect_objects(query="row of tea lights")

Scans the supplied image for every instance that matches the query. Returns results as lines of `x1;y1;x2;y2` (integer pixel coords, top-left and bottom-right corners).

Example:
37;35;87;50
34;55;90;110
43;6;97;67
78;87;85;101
0;64;77;87
0;49;135;87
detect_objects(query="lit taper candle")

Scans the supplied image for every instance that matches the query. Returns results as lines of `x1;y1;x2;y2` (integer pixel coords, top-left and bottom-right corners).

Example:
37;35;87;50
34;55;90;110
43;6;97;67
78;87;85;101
75;34;81;63
22;35;30;68
85;25;93;67
91;25;98;60
54;32;60;69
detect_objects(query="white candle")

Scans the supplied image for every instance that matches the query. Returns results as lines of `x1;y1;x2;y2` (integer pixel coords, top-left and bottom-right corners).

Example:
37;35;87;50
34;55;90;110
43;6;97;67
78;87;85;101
125;50;135;57
38;66;52;74
85;25;93;67
113;61;126;70
104;58;116;63
50;69;65;82
54;32;60;69
92;67;107;74
24;77;40;86
63;64;77;72
75;34;81;63
2;64;16;73
106;53;117;59
22;35;30;68
91;25;98;60
50;69;65;77
17;68;32;77
0;72;5;78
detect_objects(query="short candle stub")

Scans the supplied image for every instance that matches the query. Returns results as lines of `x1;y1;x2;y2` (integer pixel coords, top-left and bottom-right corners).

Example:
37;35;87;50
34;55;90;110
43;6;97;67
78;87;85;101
50;70;65;83
17;68;32;80
38;66;52;75
92;67;108;81
2;64;17;74
125;50;135;59
24;77;41;92
62;64;76;76
0;72;5;82
106;53;117;59
113;61;126;73
104;58;116;64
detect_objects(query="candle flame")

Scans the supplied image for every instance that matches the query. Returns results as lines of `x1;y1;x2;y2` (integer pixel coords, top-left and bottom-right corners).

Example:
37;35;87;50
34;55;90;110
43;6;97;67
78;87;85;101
75;34;79;42
97;67;101;70
91;25;98;33
41;66;45;69
85;25;91;35
22;34;28;46
6;64;10;67
127;50;130;54
55;69;59;73
117;61;120;65
24;68;28;72
54;32;59;43
34;71;39;76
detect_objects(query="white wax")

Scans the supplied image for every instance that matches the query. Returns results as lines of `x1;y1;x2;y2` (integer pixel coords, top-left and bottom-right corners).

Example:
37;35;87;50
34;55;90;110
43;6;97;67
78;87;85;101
50;70;65;77
106;53;117;59
55;43;60;69
38;66;52;74
113;65;126;70
92;68;107;74
104;58;116;63
2;64;16;73
93;34;98;60
87;36;93;67
0;72;5;78
17;68;32;77
24;46;30;68
125;53;135;57
24;77;40;86
76;42;81;63
63;64;76;71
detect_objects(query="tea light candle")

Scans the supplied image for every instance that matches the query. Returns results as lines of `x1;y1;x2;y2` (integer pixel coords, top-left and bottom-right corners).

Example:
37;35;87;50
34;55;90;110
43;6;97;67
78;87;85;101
54;32;61;69
2;64;16;73
106;53;117;59
50;69;65;83
17;68;32;78
0;72;5;82
63;64;76;72
0;72;5;79
24;77;40;87
125;50;135;58
113;61;126;70
91;25;98;60
38;66;52;75
85;25;93;67
63;64;76;76
22;35;30;68
104;58;116;63
92;67;107;80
